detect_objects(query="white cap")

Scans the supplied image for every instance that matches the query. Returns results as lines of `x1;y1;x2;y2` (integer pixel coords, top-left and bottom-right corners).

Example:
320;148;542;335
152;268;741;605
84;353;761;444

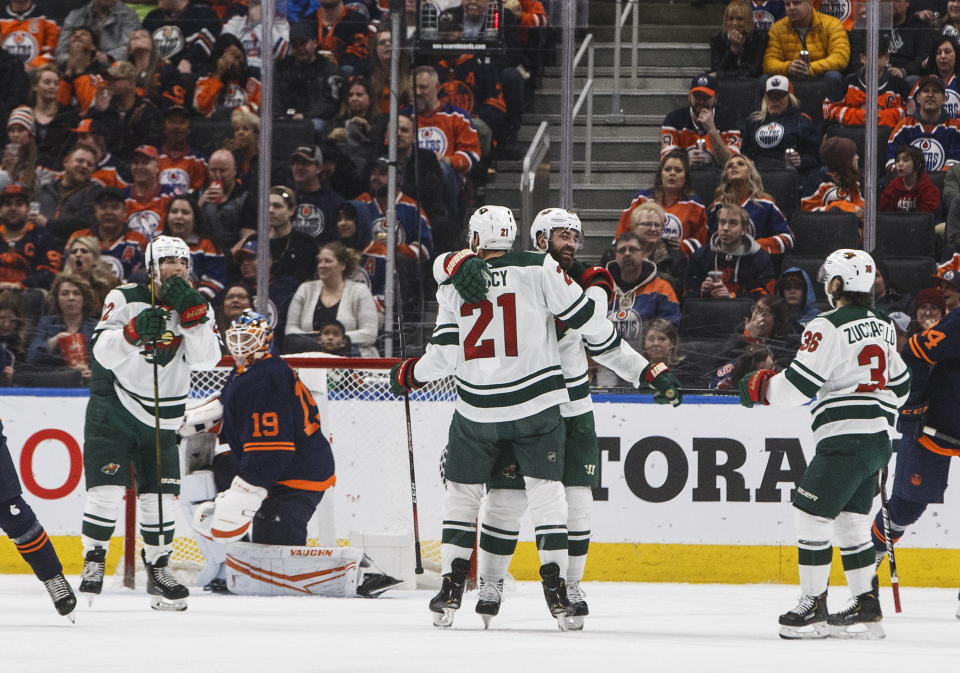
765;75;791;94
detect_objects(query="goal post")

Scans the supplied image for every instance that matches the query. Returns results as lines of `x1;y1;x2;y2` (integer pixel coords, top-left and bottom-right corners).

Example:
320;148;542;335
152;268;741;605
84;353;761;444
120;355;457;589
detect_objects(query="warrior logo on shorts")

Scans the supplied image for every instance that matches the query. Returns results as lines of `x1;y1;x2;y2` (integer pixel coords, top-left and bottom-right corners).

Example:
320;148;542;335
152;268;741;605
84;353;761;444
101;463;120;476
911;137;946;172
547;451;558;463
9;504;20;516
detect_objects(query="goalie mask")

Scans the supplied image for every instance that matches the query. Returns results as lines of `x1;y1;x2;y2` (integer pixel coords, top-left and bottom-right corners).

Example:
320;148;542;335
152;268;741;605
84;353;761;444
146;235;191;281
529;208;583;252
226;309;273;367
817;248;876;307
468;205;517;252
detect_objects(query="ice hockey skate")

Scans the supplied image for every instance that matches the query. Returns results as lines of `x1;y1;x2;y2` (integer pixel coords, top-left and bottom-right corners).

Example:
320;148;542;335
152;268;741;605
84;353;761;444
827;591;884;639
539;563;571;631
356;572;404;598
429;558;470;628
79;547;106;606
475;577;503;629
43;574;77;623
564;581;589;630
142;551;189;611
778;592;828;639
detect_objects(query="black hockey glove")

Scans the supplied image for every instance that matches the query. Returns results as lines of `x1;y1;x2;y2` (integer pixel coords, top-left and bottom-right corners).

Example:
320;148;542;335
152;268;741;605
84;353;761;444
159;275;209;328
389;357;423;397
124;307;169;346
442;250;490;304
643;362;682;406
897;403;928;441
568;260;615;303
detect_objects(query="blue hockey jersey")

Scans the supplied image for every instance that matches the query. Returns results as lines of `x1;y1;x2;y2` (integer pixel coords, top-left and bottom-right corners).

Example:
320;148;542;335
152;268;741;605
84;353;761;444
219;355;336;494
903;307;960;456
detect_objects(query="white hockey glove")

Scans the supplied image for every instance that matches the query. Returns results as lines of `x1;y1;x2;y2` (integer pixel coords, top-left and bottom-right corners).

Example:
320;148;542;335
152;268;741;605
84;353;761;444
180;396;224;438
207;476;268;543
192;500;218;540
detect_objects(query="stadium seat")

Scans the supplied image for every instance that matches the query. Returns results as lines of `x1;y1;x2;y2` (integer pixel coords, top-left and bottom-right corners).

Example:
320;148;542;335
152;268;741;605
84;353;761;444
689;167;721;205
677;337;731;387
789;211;859;256
679;297;753;338
270;118;315;162
882;256;936;296
876;212;935;258
824;123;892;176
761;169;800;220
189;118;232;155
717;79;758;127
782;254;828;302
929;169;947;197
793;79;834;124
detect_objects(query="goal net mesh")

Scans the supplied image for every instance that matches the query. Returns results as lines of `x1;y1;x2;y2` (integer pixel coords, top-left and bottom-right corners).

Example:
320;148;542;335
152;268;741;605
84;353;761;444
118;357;457;586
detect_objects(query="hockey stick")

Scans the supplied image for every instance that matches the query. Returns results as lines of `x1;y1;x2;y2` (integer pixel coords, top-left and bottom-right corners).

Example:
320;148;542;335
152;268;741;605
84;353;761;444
149;240;165;573
878;465;902;612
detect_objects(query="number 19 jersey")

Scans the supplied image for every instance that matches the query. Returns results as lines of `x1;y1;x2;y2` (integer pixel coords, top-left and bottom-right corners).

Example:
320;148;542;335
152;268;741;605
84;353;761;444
417;251;599;423
768;304;911;444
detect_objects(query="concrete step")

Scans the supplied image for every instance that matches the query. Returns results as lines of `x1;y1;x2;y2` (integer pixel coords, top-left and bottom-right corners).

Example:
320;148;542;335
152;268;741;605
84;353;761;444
516;124;658;141
531;88;688;115
529;113;664;127
588;2;723;26
587;42;710;68
492;160;658;176
586;24;717;43
539;73;695;91
486;184;640;211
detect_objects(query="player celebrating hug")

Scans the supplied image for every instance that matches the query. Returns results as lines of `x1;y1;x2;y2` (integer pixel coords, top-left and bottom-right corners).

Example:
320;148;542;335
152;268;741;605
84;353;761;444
78;235;221;611
392;205;679;630
738;249;910;640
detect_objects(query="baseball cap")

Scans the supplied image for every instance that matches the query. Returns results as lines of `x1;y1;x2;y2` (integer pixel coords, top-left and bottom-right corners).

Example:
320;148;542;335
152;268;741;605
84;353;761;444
0;183;30;203
938;269;960;290
132;145;160;161
72;118;106;136
689;73;718;97
237;238;259;258
163;104;191;118
917;75;946;94
765;75;793;95
289;22;315;45
290;145;323;165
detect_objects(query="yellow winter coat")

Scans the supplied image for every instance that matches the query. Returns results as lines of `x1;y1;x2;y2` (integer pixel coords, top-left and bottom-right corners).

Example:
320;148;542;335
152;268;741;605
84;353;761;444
762;9;850;77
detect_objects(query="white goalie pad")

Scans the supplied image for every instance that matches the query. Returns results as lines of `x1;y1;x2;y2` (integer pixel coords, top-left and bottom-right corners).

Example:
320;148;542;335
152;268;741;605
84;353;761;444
180;470;227;586
180;396;224;438
224;542;365;597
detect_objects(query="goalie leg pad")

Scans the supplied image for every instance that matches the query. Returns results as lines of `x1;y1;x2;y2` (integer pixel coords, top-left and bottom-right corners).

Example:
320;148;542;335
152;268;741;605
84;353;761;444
139;493;178;562
525;477;569;576
180;469;227;575
565;486;593;583
225;541;364;597
479;488;525;580
81;485;125;551
250;491;324;546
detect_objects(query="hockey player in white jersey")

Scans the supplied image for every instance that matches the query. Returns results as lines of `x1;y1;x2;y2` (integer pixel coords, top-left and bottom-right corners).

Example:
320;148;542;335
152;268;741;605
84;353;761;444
434;207;683;630
738;249;910;640
391;205;678;630
78;235;222;610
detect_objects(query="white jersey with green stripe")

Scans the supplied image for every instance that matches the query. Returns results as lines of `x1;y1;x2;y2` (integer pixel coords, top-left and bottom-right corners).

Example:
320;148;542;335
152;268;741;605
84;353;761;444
91;282;222;430
417;251;632;422
765;304;911;444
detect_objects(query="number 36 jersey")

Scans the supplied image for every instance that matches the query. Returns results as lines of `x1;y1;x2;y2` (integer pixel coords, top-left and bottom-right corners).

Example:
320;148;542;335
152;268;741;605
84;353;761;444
766;305;911;445
417;251;634;423
219;355;336;494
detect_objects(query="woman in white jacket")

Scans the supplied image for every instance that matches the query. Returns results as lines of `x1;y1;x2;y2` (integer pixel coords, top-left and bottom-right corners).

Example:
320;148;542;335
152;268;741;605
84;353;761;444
284;242;380;356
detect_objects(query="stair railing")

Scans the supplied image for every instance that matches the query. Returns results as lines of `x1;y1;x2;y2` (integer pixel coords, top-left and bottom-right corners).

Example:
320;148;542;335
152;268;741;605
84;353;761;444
611;0;639;119
519;119;550;240
572;33;596;183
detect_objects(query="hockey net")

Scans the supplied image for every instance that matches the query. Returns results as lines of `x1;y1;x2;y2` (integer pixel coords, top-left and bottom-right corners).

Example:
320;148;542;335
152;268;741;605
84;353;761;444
118;356;457;588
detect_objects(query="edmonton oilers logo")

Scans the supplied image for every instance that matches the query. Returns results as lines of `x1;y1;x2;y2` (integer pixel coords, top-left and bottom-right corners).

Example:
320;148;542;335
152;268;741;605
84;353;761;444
160;168;191;194
128;210;162;239
417;126;448;154
2;31;38;63
152;26;185;60
946;88;960;118
817;0;850;21
912;137;945;172
821;185;849;205
755;122;784;149
609;308;642;341
753;10;774;30
663;213;682;242
294;203;326;238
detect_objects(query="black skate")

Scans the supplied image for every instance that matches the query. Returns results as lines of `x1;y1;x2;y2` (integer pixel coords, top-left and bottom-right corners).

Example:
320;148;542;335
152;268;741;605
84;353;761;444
79;547;106;605
142;551;188;612
475;577;503;629
778;592;828;639
429;557;470;628
827;590;884;639
564;580;589;631
43;574;77;623
539;562;572;631
357;572;404;598
203;578;231;594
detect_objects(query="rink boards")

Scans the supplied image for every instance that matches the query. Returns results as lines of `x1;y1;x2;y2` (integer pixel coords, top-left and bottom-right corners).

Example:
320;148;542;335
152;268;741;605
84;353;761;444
2;389;960;586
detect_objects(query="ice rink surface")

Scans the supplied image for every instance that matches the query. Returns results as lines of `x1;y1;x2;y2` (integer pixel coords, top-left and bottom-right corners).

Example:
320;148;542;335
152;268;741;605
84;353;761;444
2;576;959;673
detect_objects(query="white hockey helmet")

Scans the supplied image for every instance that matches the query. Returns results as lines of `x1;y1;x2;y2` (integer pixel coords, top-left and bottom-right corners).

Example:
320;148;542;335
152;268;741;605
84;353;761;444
146;235;191;280
529;207;583;252
818;248;876;306
468;205;517;251
225;309;273;367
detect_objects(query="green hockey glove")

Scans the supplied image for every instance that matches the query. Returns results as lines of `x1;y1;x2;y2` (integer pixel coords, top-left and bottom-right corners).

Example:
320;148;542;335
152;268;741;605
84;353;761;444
124;307;169;346
389;358;422;396
643;362;682;406
159;275;209;328
441;250;490;304
738;369;776;408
